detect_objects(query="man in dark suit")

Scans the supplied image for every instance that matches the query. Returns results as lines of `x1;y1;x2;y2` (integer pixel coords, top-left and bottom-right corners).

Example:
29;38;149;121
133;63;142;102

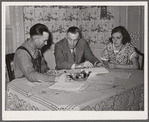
54;26;103;70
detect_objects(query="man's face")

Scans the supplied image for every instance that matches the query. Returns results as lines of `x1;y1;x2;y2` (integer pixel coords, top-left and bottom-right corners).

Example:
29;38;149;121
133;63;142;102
67;32;80;49
34;32;49;49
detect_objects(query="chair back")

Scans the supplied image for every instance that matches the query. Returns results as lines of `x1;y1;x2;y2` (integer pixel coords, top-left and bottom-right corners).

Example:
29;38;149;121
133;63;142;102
6;53;15;81
134;47;144;70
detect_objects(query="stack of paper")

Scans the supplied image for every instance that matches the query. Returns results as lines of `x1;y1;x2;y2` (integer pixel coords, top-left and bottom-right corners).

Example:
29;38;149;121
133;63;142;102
49;82;88;93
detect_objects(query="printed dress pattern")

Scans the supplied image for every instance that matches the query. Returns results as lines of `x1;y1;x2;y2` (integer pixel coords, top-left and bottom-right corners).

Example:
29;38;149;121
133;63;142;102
101;42;138;64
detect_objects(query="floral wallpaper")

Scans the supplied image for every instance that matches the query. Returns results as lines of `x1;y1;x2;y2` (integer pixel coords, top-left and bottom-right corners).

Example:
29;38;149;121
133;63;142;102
23;6;114;45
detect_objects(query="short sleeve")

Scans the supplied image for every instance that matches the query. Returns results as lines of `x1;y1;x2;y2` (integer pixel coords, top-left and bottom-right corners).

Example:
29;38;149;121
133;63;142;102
126;43;139;60
130;51;139;60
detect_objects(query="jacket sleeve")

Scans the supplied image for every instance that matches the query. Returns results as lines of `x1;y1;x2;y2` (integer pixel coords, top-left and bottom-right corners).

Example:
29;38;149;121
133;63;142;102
54;42;73;70
83;40;100;64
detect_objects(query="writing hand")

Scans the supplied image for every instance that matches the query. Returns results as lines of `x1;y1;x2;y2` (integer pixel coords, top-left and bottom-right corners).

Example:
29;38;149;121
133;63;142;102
47;69;58;76
108;63;115;69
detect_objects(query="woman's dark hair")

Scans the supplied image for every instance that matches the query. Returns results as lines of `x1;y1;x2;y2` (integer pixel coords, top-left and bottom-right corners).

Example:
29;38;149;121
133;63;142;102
30;23;53;52
111;26;131;45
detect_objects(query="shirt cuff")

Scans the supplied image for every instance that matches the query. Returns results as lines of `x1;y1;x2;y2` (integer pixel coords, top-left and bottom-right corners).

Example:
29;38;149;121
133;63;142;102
100;57;109;61
71;64;76;69
45;68;50;73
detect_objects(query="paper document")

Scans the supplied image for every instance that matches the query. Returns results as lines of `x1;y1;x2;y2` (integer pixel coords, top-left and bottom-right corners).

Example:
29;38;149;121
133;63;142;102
49;82;88;92
84;67;109;76
110;72;131;79
87;72;131;84
87;74;115;84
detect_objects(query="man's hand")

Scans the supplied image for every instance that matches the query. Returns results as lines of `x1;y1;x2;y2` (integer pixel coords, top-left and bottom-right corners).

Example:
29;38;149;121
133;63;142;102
75;61;94;68
55;73;71;82
47;69;59;76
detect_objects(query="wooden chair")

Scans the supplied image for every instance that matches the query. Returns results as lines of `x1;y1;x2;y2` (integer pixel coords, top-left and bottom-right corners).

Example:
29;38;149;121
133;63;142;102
6;53;15;81
134;47;144;70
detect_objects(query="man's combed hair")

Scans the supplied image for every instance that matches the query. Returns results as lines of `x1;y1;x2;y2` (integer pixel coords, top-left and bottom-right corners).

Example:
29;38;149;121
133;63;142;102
29;23;53;52
67;26;80;34
30;23;50;37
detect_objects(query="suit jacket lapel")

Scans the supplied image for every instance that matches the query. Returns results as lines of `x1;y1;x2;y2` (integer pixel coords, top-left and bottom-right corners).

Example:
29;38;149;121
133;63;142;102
76;43;83;63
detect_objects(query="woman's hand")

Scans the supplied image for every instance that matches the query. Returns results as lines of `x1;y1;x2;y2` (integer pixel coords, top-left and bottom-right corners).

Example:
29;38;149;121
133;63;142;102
108;63;116;69
101;60;110;68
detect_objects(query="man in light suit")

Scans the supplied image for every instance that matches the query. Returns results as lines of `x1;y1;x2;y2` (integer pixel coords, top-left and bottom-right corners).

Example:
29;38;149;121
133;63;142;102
54;26;103;70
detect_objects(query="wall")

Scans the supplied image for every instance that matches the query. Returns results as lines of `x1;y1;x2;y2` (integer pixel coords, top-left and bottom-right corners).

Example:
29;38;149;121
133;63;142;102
23;6;115;45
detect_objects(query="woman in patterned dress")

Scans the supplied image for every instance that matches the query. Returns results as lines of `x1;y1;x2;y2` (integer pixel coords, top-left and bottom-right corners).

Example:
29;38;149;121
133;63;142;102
101;26;140;69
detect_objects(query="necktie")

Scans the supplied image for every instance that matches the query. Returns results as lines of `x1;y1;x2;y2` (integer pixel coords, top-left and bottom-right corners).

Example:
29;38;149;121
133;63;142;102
72;48;76;61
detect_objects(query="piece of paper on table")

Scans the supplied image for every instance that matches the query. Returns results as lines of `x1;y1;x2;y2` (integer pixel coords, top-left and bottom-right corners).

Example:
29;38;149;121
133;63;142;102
87;74;115;84
86;72;131;85
110;72;131;79
84;67;109;76
12;77;37;87
49;82;88;93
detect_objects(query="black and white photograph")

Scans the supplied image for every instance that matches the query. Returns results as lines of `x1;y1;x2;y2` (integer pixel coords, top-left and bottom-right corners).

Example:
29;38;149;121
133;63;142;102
2;1;148;121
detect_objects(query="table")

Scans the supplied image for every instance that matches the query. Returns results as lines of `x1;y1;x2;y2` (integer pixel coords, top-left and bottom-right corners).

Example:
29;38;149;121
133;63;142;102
6;69;144;111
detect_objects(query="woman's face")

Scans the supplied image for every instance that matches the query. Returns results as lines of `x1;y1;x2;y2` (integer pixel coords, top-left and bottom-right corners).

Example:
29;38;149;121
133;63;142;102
112;32;123;47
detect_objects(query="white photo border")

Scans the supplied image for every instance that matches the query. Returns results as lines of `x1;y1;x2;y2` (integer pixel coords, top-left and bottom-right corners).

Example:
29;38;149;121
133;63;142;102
2;1;148;120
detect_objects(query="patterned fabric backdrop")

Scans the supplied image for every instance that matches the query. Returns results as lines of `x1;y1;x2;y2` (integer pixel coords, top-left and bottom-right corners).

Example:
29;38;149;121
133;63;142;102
23;6;114;45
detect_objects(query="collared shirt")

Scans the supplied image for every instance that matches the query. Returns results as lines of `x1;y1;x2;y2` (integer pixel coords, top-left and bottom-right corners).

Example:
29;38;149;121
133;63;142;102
70;48;76;69
14;39;54;82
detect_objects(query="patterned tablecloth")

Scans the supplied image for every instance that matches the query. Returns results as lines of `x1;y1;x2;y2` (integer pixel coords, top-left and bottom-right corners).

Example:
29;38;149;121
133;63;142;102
6;69;144;111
